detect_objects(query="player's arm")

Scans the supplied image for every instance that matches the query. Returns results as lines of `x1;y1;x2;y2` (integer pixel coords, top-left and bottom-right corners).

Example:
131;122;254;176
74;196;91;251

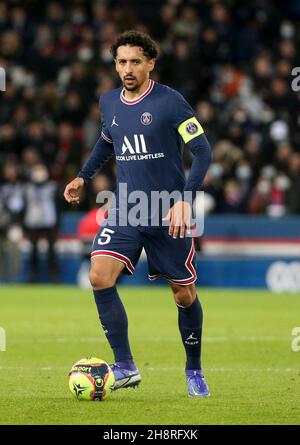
64;135;114;205
180;118;212;196
165;92;212;238
167;125;212;238
64;94;115;205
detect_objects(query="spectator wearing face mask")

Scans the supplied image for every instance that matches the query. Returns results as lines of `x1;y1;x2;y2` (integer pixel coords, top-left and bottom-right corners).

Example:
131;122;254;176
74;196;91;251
235;160;253;200
220;179;247;213
23;163;60;283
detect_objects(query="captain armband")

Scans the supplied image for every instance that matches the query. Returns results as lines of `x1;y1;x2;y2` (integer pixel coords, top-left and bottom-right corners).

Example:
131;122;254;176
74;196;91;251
177;117;204;144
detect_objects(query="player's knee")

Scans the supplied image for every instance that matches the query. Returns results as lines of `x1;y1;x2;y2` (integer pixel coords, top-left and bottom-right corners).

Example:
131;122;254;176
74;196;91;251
173;286;196;307
88;270;116;290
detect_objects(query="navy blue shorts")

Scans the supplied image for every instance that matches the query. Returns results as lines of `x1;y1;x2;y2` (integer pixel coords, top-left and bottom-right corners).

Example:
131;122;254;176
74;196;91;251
91;222;197;286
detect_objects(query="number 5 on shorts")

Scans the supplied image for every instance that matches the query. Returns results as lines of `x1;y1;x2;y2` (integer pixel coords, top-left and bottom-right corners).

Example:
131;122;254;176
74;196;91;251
98;228;115;245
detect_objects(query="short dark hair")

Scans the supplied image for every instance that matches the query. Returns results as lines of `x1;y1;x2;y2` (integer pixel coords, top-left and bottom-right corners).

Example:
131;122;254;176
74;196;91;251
110;30;159;60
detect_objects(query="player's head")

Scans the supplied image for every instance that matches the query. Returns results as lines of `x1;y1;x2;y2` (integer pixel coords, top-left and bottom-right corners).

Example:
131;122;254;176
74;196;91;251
111;30;158;91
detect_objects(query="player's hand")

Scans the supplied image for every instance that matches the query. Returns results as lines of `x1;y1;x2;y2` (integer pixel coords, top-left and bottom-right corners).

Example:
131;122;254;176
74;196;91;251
63;177;85;205
162;200;192;239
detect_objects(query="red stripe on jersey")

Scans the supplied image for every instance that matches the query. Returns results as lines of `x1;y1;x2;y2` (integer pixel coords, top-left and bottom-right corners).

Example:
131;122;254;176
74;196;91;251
120;80;155;105
101;131;113;143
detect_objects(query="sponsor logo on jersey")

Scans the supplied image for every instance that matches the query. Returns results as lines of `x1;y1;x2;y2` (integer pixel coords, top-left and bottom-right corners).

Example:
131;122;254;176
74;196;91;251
116;135;165;161
121;135;148;155
140;112;152;125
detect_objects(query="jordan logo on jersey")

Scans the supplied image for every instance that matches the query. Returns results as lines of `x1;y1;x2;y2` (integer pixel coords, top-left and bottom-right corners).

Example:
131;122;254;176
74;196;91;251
121;135;148;155
111;116;119;127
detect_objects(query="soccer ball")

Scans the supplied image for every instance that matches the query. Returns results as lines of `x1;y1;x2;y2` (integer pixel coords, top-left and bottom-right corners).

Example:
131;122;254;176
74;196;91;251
68;357;115;401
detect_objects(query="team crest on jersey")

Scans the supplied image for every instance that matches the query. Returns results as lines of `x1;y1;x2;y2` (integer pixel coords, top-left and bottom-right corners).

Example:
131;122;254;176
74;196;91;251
140;112;152;125
186;122;198;134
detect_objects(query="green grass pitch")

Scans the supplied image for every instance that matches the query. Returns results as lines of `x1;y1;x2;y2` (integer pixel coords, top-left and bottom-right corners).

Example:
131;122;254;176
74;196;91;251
0;285;300;425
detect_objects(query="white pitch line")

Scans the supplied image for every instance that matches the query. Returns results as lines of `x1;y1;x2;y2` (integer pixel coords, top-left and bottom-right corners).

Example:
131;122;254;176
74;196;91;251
146;367;300;373
0;366;299;373
6;336;291;344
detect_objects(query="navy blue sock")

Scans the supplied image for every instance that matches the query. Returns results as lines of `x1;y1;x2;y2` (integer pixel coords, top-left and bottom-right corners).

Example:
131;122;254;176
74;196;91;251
93;286;135;368
177;296;203;370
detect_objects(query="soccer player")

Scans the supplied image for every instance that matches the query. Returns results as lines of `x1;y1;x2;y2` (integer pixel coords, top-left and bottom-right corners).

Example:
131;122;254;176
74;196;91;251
64;31;212;397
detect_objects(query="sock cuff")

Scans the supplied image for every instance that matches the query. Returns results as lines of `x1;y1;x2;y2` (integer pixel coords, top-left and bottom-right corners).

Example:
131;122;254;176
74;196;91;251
93;286;118;302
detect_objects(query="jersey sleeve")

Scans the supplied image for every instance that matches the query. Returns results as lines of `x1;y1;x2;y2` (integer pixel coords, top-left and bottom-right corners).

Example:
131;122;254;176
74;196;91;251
77;136;114;184
168;90;204;143
99;96;113;144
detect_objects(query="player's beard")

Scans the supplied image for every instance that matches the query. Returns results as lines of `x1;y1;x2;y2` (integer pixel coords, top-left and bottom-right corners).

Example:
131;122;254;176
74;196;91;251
123;77;140;91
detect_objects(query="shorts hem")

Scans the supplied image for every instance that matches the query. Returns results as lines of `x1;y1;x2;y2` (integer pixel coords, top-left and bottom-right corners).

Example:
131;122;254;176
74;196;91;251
148;273;197;285
91;250;135;275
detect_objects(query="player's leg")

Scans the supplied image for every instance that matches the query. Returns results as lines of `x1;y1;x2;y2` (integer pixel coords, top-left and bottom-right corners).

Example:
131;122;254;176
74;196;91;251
89;224;143;390
89;255;124;290
168;280;210;397
168;281;201;371
143;229;209;396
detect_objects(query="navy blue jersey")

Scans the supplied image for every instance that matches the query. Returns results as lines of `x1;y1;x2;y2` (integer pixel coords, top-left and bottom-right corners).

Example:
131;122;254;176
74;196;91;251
99;80;204;197
78;80;211;226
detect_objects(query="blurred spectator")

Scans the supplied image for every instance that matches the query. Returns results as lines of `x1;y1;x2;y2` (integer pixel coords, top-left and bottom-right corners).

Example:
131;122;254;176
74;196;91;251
166;38;198;99
172;5;200;41
273;141;293;173
21;146;41;180
0;124;19;162
83;102;100;148
51;122;82;181
0;2;9;33
0;163;23;281
23;163;59;283
243;133;265;178
235;159;253;198
220;179;247;213
267;173;291;217
212;140;243;176
248;177;272;215
201;167;223;214
195;101;219;146
0;0;299;219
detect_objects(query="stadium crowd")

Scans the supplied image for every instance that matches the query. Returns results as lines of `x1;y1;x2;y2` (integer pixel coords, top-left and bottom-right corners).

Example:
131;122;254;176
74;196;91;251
1;0;300;225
